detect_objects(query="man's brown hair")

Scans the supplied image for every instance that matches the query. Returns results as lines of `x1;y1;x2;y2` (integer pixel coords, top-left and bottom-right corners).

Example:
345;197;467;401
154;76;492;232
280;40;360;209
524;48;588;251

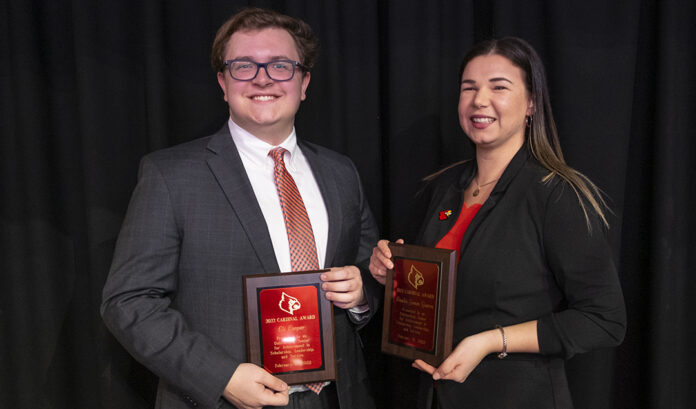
211;7;319;73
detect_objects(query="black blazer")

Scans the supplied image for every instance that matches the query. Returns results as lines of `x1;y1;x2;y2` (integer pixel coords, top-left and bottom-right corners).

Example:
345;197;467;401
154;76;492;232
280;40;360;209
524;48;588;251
416;146;626;408
101;126;380;409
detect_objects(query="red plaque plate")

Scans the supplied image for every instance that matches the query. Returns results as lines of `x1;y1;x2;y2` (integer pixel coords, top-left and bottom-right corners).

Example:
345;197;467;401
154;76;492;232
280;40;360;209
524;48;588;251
258;286;323;373
244;270;336;384
389;258;440;351
381;243;456;366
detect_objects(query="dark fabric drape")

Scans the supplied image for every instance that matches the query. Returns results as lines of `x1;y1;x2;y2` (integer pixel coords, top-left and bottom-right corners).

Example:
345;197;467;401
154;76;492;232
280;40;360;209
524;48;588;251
1;1;694;408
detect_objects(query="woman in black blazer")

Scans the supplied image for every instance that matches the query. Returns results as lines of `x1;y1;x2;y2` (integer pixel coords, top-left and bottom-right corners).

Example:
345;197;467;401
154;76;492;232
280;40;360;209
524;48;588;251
369;37;626;409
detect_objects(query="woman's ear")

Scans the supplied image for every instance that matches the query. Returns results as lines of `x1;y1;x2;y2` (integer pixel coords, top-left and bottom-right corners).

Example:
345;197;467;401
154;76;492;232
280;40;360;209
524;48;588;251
526;98;535;116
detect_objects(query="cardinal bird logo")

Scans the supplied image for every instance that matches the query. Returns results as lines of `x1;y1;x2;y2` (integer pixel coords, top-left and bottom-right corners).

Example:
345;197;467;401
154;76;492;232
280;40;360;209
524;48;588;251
278;292;301;315
439;210;452;220
407;265;425;289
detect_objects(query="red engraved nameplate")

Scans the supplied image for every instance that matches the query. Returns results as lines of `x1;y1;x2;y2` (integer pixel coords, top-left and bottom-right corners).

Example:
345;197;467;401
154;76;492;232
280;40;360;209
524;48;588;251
259;285;323;373
389;258;439;351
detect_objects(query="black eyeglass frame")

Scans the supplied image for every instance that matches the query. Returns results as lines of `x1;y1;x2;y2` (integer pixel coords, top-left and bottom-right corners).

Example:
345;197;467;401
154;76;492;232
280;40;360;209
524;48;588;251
223;59;307;82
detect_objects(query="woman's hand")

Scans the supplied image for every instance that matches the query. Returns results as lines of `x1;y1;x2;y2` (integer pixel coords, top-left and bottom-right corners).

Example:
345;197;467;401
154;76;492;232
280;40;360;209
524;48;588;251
412;330;499;383
413;322;539;383
368;239;404;285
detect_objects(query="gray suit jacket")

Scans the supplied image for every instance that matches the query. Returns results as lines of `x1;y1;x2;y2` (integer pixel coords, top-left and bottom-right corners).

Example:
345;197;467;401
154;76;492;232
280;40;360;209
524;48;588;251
101;126;380;409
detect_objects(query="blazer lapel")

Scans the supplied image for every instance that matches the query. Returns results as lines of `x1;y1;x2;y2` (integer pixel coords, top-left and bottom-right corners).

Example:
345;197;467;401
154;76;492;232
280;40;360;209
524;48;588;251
460;146;530;252
299;140;341;268
205;127;280;273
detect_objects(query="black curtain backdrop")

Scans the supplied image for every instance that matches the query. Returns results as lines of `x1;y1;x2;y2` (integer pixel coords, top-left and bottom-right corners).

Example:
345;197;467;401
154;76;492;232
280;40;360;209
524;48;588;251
1;1;694;408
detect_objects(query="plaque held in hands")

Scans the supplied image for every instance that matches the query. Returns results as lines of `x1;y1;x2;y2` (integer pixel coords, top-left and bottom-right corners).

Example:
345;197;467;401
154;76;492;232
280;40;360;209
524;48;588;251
243;270;336;385
381;243;456;366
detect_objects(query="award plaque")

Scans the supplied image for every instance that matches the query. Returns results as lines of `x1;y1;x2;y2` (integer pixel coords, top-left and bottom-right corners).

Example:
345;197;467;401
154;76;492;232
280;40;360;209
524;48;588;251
381;243;457;366
243;270;336;385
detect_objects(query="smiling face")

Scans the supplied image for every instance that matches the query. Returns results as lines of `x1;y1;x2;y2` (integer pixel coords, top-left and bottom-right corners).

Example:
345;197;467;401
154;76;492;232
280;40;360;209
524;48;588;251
217;28;310;145
458;54;533;152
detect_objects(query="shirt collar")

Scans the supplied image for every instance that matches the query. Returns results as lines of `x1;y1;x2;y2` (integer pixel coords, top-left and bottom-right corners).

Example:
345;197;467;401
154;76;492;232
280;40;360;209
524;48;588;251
227;118;300;170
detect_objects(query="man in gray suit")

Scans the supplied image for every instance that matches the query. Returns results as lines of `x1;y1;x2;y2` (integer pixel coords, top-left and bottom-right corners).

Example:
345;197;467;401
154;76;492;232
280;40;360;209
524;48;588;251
101;8;379;409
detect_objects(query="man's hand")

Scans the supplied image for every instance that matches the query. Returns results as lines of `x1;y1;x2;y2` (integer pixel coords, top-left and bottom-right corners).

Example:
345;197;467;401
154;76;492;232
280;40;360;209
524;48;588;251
222;363;289;409
321;266;365;309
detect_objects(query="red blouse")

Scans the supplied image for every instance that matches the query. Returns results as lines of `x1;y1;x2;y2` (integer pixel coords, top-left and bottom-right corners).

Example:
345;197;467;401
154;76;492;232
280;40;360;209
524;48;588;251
435;202;481;262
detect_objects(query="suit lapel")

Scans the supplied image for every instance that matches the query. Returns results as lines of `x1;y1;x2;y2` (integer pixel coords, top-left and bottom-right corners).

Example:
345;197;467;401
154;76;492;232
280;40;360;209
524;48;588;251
205;127;280;273
299;141;341;268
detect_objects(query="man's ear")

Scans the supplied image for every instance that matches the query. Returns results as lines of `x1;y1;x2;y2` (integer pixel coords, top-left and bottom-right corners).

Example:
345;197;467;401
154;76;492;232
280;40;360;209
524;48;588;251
300;71;311;101
217;72;228;102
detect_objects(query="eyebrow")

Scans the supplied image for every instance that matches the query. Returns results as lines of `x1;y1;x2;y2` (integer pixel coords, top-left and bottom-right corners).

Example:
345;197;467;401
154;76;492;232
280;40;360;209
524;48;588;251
489;77;513;84
232;55;292;61
460;77;514;84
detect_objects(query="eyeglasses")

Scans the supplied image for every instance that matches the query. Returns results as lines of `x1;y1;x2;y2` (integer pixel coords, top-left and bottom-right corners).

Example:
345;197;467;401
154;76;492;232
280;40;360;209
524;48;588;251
223;59;306;81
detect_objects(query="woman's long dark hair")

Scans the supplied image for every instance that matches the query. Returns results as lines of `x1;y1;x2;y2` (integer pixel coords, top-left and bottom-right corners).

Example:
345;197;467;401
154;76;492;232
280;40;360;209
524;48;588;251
458;37;609;230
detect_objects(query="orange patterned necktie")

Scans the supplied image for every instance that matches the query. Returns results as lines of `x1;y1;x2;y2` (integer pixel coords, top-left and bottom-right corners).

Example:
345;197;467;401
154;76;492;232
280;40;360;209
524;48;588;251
269;147;324;394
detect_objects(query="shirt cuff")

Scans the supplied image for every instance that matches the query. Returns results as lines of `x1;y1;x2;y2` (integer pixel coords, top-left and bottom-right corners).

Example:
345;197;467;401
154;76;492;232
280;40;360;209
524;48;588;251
349;303;370;314
347;303;370;323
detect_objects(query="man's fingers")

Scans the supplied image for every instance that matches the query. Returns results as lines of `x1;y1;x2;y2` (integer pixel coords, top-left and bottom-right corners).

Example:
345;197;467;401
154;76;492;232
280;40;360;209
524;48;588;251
325;290;359;303
322;278;359;293
257;371;288;393
321;266;358;282
319;266;364;308
253;372;289;407
258;388;289;407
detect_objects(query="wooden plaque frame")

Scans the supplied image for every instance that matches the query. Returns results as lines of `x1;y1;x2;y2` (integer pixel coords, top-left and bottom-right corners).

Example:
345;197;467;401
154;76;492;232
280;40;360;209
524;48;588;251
243;270;336;385
381;243;457;366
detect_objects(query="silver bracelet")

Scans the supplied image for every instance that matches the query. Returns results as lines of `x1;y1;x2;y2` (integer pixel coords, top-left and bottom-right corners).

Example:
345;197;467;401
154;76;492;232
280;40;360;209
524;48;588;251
495;325;508;359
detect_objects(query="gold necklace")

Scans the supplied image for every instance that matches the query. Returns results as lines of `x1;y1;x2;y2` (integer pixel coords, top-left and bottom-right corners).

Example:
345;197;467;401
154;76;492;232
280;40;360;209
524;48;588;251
472;176;499;197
